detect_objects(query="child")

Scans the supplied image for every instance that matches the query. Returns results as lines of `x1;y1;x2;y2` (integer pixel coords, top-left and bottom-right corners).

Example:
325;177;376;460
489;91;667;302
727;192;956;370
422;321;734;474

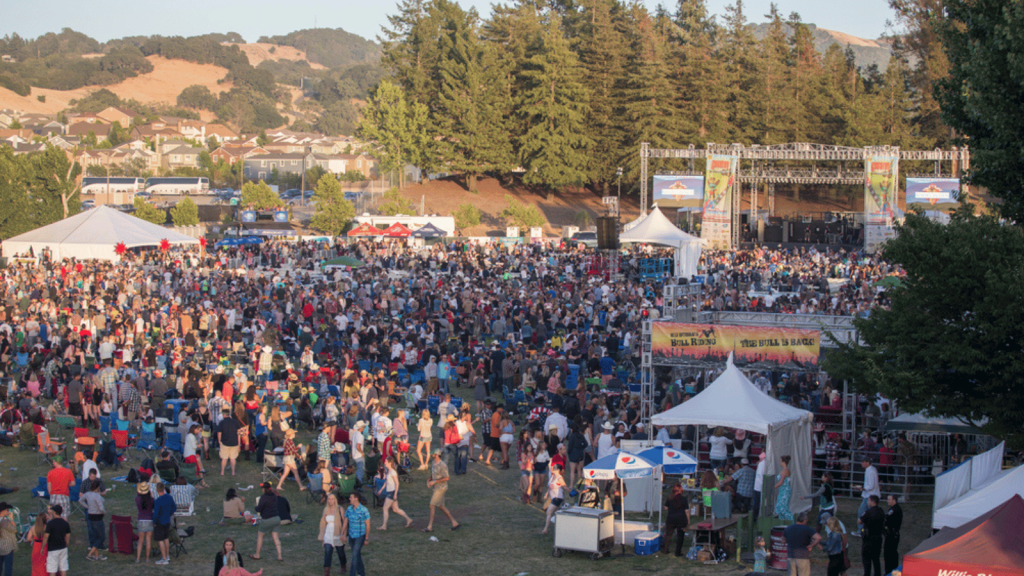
747;536;769;576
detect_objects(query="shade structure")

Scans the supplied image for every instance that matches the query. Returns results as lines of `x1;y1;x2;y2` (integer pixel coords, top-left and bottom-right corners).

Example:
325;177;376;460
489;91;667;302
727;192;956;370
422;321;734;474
412;222;446;238
932;463;1024;530
1;205;198;261
904;495;1024;576
637;446;698;475
618;206;704;279
651;353;813;517
347;222;384;236
215;236;264;247
382;222;412;237
885;411;987;434
584;451;658;480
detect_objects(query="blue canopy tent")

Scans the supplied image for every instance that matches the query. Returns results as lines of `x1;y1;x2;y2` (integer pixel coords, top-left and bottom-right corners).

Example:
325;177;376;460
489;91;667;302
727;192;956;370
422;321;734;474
412;222;446;238
215;236;265;248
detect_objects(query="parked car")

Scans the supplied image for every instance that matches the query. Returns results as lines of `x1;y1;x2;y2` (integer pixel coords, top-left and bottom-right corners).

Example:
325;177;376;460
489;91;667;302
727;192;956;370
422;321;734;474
281;188;300;199
570;231;598;248
81;199;96;209
135;191;152;199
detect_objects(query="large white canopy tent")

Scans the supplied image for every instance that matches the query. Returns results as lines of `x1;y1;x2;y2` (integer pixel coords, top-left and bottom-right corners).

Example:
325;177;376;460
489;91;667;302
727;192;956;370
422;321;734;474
651;354;815;517
618;206;704;279
1;205;198;261
932;461;1024;530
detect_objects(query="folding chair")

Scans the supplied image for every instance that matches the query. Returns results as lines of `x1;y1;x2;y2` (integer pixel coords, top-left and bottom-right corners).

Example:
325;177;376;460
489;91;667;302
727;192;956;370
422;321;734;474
36;431;64;465
73;427;95;452
18;422;36;451
262;449;284;484
68;479;85;518
98;415;112;437
55;415;77;430
170;484;196;516
111;430;129;465
157;466;178;485
336;472;357;499
164;432;183;461
31;477;49;513
306;472;327;505
135;422;159;460
170;517;194;558
108;514;138;555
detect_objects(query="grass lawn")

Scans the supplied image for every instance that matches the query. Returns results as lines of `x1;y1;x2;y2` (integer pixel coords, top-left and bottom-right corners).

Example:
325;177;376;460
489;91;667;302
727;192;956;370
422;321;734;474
2;392;933;576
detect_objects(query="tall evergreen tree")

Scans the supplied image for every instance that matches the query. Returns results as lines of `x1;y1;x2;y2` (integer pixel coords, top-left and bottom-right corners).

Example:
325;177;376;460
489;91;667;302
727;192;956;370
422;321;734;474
671;0;728;142
718;0;759;142
380;0;442;104
517;12;592;193
753;4;793;144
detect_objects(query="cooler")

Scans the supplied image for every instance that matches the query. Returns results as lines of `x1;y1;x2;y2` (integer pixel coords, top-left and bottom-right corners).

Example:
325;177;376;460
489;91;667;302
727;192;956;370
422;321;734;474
769;526;789;570
634;531;662;556
553;506;615;559
163;399;190;426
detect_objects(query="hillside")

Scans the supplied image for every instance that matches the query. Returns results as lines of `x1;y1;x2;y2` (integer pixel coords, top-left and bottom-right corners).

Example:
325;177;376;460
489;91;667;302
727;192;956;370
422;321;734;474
257;28;381;70
750;23;894;71
230;42;327;70
0;55;232;116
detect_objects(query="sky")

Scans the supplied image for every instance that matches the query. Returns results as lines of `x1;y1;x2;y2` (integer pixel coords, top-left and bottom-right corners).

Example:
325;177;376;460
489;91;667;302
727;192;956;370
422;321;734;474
0;0;899;45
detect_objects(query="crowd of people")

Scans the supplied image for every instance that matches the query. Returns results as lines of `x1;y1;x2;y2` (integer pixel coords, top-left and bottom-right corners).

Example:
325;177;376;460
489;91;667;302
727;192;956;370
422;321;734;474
0;236;908;576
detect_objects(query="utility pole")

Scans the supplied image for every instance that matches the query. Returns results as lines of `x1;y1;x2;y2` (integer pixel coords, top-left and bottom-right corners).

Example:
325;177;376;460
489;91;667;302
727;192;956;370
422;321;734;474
616;166;623;210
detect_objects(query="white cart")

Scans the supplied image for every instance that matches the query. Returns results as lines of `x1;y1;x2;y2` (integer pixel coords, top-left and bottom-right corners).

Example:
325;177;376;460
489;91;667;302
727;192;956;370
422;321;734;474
552;507;615;560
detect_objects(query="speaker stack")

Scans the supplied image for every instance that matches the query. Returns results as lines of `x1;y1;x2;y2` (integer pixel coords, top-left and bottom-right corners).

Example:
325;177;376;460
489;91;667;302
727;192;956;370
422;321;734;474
596;216;619;250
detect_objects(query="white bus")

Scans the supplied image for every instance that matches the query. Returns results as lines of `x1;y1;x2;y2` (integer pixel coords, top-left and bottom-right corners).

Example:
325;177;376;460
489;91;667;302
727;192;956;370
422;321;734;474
81;177;145;195
144;177;210;196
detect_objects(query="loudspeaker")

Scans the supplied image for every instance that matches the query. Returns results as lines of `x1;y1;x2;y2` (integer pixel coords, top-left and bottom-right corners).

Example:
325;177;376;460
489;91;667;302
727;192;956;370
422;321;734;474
596;217;619;250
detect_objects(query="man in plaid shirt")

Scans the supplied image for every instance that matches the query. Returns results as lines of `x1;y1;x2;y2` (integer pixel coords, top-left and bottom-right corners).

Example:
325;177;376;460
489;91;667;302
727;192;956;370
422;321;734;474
98;360;119;399
119;380;142;422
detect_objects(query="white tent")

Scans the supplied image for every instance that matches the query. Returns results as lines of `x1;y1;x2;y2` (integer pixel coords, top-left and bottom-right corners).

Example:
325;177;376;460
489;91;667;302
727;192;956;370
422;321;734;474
886;411;987;434
1;205;198;261
618;206;705;279
933;442;1004;513
651;354;814;517
933;463;1024;530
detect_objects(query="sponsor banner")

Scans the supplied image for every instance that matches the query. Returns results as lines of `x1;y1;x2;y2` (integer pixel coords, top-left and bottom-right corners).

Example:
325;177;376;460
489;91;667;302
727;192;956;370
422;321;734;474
906;178;960;209
651;322;820;371
702;155;737;249
240;210;257;223
865;155;898;226
273;210;289;222
864;224;896;254
653;175;704;208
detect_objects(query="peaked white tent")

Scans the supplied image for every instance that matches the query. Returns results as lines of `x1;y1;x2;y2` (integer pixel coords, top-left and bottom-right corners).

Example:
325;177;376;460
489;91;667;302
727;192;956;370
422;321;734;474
651;354;814;516
618;206;705;279
2;205;198;261
932;463;1024;530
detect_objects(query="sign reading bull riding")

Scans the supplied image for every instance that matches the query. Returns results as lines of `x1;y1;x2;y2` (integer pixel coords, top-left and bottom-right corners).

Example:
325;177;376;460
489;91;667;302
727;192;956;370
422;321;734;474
651;322;821;371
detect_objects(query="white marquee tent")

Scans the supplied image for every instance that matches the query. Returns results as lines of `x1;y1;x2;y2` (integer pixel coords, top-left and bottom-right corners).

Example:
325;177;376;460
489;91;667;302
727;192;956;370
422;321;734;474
933;461;1024;530
651;354;814;517
618;206;705;279
1;205;198;261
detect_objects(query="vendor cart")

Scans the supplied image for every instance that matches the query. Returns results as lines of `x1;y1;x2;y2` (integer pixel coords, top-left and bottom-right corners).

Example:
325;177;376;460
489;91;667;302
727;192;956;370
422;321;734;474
553;506;615;560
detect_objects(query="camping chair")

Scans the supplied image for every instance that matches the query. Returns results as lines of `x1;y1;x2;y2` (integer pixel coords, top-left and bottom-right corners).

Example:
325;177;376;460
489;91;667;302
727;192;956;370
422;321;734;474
262;449;284;484
98;415;111;437
170;517;194;558
157;465;178;485
306;472;327;505
336;471;357;499
18;421;36;451
111;430;129;465
55;414;77;430
31;476;50;513
73;427;95;451
108;514;138;555
134;422;159;460
36;431;64;465
169;484;197;516
68;479;85;518
164;432;183;461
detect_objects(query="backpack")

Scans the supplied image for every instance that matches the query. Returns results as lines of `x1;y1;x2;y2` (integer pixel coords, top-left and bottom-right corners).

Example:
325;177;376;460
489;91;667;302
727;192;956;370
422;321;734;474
126;467;140;484
98;439;118;467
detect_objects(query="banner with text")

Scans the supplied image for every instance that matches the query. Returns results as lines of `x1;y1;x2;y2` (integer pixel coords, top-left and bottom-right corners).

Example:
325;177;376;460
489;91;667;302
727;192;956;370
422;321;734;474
702;155;737;249
865;155;898;226
653;175;704;208
906;178;960;210
650;322;821;371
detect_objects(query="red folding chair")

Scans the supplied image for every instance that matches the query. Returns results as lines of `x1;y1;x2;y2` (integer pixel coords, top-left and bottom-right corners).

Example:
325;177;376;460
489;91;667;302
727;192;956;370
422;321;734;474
108;514;138;554
74;427;95;450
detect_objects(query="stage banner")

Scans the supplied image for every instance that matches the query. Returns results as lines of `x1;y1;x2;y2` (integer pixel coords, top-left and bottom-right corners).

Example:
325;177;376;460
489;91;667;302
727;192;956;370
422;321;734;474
906;177;960;210
650;322;820;371
653;175;704;208
702;155;736;249
865;154;898;226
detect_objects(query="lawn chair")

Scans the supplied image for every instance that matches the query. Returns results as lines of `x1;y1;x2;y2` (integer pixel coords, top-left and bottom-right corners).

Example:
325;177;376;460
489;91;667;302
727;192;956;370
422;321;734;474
134;422;159;460
169;483;196;517
55;414;77;431
164;432;183;461
36;431;64;465
336;471;357;499
31;477;49;513
98;415;111;437
68;479;85;518
110;430;129;465
306;472;327;505
262;449;284;484
170;517;194;558
18;422;37;451
157;465;178;485
108;514;138;555
73;427;96;452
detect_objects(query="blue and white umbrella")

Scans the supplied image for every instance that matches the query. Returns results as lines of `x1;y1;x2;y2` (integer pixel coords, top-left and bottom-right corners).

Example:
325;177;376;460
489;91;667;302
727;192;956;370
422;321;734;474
583;451;659;480
638;446;698;475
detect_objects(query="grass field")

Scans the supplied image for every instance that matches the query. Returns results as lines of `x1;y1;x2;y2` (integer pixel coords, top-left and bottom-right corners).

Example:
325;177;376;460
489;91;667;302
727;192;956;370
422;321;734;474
2;390;932;576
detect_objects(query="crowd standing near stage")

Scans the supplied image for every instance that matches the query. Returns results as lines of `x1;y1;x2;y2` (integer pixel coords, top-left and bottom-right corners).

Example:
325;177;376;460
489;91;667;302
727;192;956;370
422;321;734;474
0;236;906;575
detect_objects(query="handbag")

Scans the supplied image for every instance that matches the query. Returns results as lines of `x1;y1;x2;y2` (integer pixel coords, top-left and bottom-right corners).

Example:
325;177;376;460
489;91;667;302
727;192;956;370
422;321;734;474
842;533;851;569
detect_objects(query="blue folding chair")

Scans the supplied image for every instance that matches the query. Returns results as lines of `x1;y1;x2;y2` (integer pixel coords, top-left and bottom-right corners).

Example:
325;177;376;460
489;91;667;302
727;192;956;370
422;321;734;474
31;477;49;513
451;397;463;411
98;415;111;437
68;479;85;518
114;419;130;432
164;432;183;461
427;396;441;418
358;360;372;372
135;422;159;460
411;370;425;384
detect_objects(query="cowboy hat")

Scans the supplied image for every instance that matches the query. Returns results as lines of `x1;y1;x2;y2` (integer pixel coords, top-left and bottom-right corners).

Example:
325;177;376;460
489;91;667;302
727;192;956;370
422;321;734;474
355;420;367;429
601;421;614;430
137;481;150;495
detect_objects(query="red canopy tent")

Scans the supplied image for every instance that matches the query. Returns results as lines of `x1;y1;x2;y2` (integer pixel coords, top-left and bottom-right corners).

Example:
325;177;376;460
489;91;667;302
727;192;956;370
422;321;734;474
903;494;1024;576
347;222;384;236
382;222;412;237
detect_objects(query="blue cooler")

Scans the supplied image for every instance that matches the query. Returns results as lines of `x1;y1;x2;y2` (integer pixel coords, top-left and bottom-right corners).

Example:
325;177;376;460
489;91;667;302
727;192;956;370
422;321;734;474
634;531;662;556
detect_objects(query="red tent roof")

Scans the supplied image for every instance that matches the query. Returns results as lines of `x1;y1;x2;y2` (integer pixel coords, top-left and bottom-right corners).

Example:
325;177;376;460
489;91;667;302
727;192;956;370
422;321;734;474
903;494;1024;576
382;222;412;237
347;222;384;236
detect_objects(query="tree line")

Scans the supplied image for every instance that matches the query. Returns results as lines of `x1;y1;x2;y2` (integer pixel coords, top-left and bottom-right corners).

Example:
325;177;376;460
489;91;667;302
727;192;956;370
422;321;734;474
366;0;942;194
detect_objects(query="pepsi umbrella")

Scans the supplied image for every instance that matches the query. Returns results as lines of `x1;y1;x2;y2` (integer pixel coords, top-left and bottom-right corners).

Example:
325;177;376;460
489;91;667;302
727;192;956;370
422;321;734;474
637;446;698;475
583;451;659;547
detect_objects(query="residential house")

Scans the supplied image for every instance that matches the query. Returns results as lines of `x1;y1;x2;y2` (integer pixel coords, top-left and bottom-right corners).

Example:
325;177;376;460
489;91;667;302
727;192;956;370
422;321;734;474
0;109;19;128
211;145;267;164
317;153;378;179
18;113;54;126
243;152;316;180
66;112;108;125
22;120;65;136
236;135;261;147
11;142;47;155
46;135;80;150
0;129;34;145
158;139;195;155
130;124;181;144
205;124;240;144
163;145;203;170
0;55;14;63
95;106;141;127
68;122;112;140
178;119;207;140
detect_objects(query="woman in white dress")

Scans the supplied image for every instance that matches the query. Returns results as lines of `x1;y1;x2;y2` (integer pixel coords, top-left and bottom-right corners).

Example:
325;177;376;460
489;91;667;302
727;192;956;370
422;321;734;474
416;409;433;470
317;493;347;576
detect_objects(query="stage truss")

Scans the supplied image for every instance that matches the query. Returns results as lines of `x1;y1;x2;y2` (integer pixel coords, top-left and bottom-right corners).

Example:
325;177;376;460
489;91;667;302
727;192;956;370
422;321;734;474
639;142;971;246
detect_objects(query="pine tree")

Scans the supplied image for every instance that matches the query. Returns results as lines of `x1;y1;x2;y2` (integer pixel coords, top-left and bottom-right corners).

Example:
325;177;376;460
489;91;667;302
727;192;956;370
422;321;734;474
358;80;433;185
671;0;728;142
432;0;514;192
753;4;793;144
718;0;759;142
786;12;824;143
517;12;593;193
380;0;442;104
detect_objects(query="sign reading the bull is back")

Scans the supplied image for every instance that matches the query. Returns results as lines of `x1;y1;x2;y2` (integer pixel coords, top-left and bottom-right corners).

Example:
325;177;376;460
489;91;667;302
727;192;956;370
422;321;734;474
651;322;820;371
